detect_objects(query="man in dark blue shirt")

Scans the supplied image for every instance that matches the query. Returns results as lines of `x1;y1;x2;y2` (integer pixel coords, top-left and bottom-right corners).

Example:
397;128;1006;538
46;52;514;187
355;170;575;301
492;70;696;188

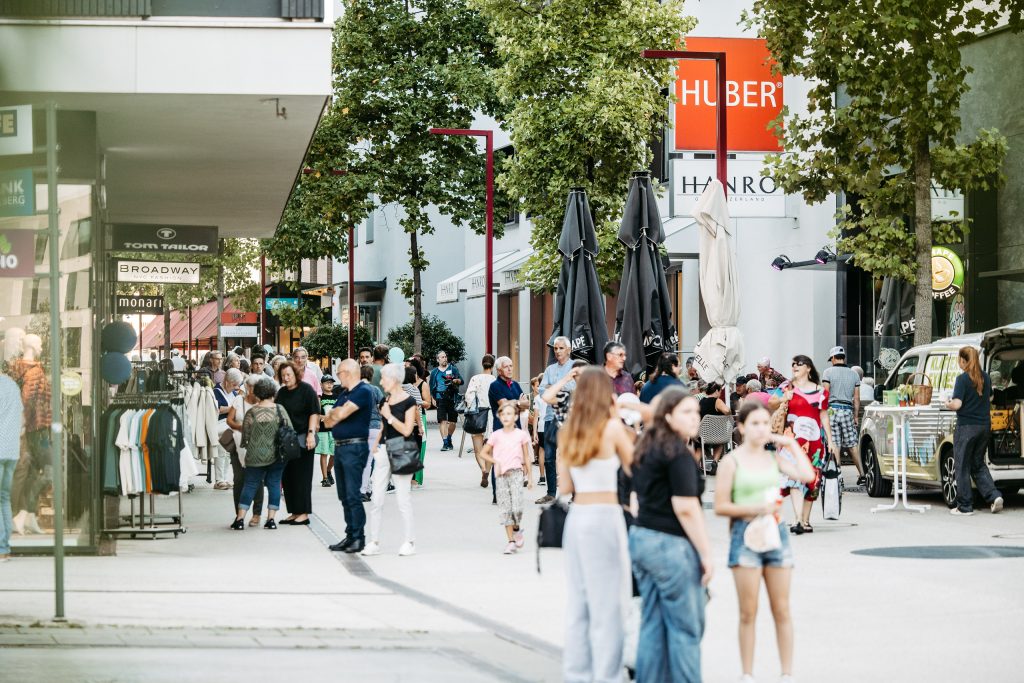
428;350;463;451
323;359;374;552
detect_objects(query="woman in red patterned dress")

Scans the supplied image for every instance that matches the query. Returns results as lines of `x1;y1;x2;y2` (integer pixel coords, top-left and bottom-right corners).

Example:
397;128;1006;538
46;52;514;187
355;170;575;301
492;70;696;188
783;355;836;535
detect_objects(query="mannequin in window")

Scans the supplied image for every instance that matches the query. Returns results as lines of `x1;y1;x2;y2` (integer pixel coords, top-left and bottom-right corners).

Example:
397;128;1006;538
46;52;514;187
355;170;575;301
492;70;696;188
10;334;51;536
2;328;25;372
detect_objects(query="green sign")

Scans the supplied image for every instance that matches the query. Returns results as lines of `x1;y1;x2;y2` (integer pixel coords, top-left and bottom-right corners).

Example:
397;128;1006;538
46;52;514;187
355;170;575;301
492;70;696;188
0;168;33;218
931;246;964;301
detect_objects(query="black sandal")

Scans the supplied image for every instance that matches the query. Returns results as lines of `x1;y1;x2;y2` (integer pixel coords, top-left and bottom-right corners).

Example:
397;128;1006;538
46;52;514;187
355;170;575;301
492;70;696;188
264;519;277;530
803;523;814;533
789;522;805;535
230;518;244;530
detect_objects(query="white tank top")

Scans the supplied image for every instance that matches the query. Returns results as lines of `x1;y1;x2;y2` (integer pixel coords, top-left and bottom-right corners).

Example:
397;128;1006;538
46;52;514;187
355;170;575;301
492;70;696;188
570;456;621;493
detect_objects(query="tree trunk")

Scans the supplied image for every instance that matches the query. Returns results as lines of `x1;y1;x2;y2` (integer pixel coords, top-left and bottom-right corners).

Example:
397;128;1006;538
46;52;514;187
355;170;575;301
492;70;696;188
913;137;933;347
411;230;423;355
216;239;226;353
163;310;171;360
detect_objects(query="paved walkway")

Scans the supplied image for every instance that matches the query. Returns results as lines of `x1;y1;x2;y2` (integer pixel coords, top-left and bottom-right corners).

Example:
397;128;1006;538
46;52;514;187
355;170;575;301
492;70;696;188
2;430;1024;681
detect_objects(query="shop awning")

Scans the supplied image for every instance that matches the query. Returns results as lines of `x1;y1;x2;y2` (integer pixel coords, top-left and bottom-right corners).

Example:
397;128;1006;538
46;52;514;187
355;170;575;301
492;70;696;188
139;297;255;349
980;268;1024;283
436;251;515;304
497;249;534;293
329;279;389;297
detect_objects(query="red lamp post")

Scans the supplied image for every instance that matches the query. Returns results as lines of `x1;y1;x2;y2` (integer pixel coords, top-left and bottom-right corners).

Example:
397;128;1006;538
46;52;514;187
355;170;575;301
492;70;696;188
642;49;729;193
429;127;495;354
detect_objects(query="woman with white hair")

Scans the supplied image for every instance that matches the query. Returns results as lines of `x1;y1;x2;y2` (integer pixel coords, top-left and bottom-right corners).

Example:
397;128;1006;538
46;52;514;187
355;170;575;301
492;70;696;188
363;363;419;557
212;368;243;490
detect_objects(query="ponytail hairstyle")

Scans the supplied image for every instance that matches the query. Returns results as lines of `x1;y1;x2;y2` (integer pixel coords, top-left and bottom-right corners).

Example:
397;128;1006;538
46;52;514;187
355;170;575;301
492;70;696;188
959;346;985;396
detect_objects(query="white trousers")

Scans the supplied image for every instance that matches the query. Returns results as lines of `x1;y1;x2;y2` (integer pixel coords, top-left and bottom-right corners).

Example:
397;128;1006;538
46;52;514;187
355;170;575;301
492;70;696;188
214;442;232;483
563;504;630;683
361;428;381;493
367;446;414;545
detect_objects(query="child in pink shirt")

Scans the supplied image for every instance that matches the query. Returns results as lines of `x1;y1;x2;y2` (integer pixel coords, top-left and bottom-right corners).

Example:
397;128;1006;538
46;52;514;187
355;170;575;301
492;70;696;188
479;400;534;553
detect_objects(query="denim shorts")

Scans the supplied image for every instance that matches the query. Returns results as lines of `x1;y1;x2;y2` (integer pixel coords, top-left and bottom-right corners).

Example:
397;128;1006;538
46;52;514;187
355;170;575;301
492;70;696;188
728;519;794;569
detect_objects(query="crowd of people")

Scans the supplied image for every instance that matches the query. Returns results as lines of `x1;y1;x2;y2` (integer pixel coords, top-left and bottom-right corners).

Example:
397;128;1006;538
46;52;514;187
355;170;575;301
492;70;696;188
169;333;1009;683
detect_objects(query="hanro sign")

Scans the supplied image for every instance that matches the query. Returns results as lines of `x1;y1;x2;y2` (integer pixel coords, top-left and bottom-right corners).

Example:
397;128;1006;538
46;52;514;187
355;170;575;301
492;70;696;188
675;37;783;153
108;223;218;254
115;260;201;285
673;158;785;217
115;295;165;315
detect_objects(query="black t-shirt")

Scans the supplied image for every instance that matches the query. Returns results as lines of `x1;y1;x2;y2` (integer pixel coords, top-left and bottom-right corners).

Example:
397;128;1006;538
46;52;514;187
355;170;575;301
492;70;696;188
632;440;704;538
383;395;422;445
953;371;991;427
699;396;720;419
275;382;321;433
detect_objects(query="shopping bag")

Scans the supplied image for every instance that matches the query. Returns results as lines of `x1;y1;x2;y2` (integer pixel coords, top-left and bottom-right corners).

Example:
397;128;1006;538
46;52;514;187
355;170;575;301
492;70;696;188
821;454;843;520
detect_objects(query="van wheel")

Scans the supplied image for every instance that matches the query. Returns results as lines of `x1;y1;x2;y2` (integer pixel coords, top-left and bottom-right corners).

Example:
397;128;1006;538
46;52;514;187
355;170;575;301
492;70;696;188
941;447;957;509
864;441;892;498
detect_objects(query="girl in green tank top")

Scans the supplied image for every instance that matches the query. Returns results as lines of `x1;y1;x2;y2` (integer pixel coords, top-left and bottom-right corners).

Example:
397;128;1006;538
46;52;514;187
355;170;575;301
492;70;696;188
714;402;815;683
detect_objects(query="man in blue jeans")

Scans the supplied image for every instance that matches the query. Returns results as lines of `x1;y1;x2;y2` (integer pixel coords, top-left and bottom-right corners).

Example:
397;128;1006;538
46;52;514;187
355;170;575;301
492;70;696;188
323;359;374;553
537;337;574;504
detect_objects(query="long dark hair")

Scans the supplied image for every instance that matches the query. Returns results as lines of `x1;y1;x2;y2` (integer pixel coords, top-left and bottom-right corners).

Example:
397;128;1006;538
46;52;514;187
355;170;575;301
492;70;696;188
792;354;821;385
408;357;427;381
634;387;693;466
651;352;678;380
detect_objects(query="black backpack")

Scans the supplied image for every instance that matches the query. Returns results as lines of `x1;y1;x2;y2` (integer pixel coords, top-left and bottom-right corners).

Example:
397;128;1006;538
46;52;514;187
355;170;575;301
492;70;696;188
275;405;302;464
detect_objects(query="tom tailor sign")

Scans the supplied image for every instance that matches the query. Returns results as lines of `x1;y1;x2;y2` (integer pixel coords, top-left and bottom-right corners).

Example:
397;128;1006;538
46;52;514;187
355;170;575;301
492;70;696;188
116;260;200;284
109;224;218;254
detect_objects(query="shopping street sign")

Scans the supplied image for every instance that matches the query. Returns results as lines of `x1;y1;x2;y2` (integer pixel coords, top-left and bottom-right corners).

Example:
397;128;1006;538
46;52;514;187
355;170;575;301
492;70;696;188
0;168;33;217
108;223;219;254
0;229;35;278
0;105;33;155
115;260;201;285
115;295;165;315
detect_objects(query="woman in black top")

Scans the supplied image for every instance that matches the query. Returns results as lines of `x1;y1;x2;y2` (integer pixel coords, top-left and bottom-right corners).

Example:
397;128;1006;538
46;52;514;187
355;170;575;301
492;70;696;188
363;363;420;557
628;388;712;683
275;361;320;525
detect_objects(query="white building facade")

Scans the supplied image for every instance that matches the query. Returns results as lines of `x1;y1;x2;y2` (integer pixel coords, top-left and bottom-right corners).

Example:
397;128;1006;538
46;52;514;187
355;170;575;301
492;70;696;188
336;0;839;383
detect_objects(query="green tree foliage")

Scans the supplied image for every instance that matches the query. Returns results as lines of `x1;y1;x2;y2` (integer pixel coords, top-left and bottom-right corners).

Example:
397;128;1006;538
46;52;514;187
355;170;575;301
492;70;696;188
302;324;374;360
471;0;694;292
307;0;501;354
386;314;466;366
745;1;1014;344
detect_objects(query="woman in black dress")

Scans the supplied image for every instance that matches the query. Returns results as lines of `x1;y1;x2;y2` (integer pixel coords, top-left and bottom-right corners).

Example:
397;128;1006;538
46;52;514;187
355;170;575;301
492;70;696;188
275;361;320;525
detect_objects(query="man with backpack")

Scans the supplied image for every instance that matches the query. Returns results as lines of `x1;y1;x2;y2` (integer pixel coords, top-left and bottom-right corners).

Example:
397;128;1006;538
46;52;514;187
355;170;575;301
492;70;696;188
429;350;463;451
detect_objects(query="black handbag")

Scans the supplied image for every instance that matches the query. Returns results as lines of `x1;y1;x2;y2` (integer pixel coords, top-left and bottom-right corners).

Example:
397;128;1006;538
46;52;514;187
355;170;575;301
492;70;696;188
386;436;423;475
462;396;489;435
275;406;302;464
536;498;569;573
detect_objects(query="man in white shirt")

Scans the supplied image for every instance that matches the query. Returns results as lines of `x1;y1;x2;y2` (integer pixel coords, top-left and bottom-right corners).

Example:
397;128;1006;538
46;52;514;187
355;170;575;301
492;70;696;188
169;349;186;372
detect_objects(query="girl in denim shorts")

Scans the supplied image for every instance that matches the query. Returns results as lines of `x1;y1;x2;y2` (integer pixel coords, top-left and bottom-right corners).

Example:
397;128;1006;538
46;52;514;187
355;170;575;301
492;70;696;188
714;402;816;683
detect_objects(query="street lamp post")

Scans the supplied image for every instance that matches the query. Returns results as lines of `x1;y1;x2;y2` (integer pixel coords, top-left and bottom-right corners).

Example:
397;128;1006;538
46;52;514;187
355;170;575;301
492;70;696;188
642;49;729;193
429;127;495;353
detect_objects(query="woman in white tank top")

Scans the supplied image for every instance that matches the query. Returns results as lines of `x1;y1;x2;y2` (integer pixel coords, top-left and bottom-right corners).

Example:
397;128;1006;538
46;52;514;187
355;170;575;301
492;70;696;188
557;367;635;683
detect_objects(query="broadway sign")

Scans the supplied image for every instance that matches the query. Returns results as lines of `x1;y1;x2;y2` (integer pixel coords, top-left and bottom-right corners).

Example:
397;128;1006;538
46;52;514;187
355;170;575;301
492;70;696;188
109;224;218;254
115;260;201;285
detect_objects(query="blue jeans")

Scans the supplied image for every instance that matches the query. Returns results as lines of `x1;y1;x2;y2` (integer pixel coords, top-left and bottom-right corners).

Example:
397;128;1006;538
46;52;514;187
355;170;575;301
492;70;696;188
0;459;16;555
335;441;369;541
629;526;706;683
238;461;285;512
543;420;559;496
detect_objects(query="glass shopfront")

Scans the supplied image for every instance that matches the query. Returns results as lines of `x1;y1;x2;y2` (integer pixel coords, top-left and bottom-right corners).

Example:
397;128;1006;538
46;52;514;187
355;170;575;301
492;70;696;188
0;105;100;554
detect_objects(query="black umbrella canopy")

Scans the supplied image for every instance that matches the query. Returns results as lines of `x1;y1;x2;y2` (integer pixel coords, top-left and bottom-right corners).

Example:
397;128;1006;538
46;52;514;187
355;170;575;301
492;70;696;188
548;188;608;364
614;172;678;379
874;276;916;367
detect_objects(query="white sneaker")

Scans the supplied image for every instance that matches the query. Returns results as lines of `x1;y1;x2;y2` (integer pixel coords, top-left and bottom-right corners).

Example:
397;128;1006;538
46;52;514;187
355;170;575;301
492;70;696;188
991;496;1004;514
513;531;525;548
950;508;975;516
360;541;381;557
739;675;756;683
398;541;416;556
779;675;795;683
503;541;517;555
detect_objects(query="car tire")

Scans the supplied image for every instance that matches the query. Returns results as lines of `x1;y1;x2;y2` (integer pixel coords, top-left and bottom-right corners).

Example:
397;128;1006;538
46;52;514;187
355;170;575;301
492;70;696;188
941;446;957;509
864;440;892;498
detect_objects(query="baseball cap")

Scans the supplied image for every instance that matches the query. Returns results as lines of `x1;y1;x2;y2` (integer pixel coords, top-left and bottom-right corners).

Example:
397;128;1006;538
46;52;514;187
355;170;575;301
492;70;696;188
829;346;846;359
321;374;337;384
171;349;180;356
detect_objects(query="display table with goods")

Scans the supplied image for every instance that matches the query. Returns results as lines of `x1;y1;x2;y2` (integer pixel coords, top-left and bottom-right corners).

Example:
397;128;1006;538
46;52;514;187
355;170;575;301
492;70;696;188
869;404;943;514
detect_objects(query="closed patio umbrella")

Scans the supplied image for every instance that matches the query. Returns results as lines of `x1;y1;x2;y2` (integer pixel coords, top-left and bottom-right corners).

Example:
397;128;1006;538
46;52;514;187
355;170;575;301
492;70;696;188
692;179;745;385
613;172;678;379
547;187;608;364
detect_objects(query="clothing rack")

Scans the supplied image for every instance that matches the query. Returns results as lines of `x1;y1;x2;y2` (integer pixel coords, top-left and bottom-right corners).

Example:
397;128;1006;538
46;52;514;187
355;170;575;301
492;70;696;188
103;390;188;539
